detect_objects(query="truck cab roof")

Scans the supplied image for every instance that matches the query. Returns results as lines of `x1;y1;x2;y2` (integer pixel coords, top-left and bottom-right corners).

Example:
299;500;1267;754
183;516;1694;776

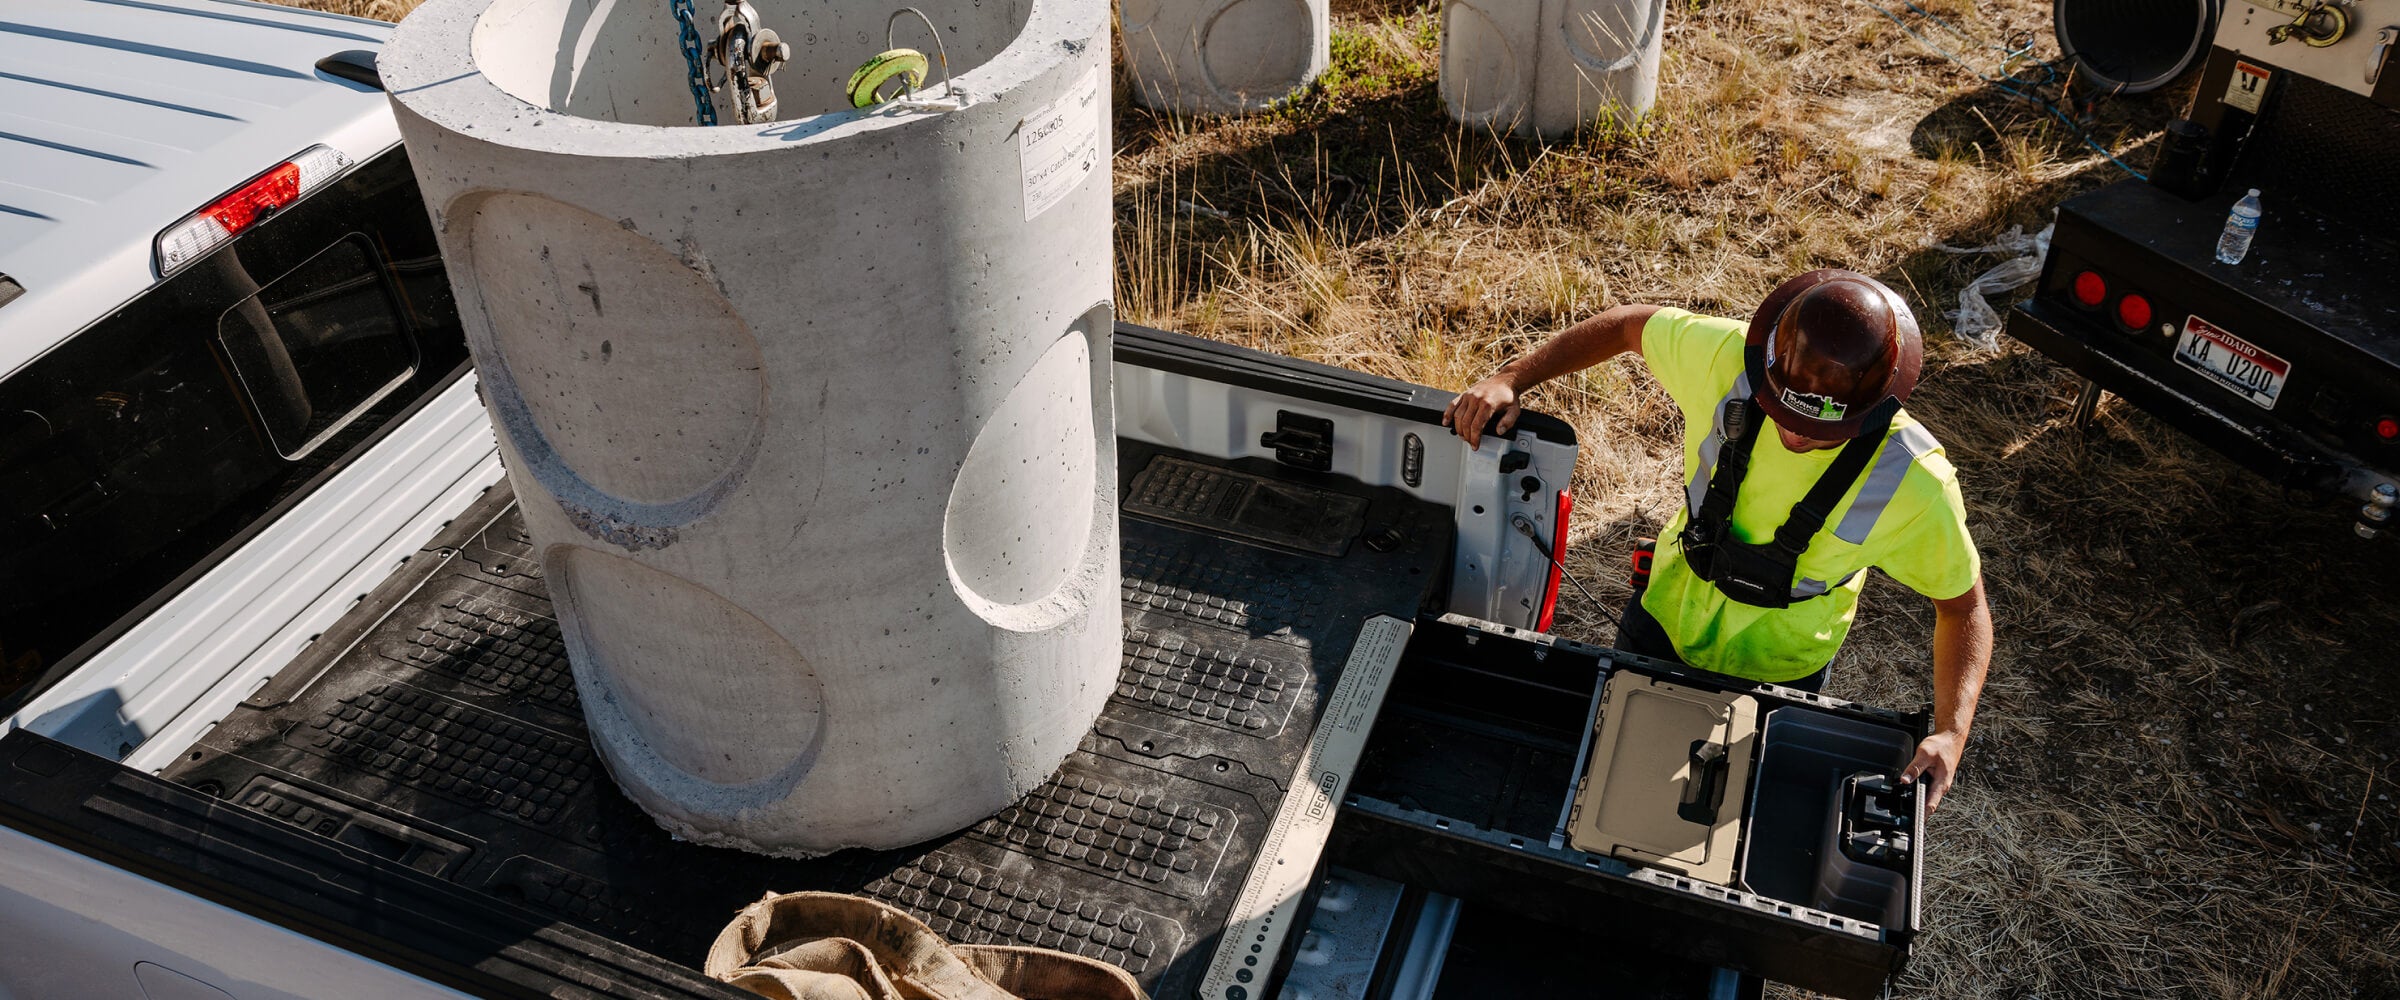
0;0;401;378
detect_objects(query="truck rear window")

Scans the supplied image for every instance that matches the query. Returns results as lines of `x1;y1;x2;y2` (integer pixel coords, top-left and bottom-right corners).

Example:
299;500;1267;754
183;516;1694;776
0;151;466;703
217;233;419;458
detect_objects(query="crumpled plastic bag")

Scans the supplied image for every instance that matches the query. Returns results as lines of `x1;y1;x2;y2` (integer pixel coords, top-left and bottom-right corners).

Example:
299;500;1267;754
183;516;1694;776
1936;223;2053;349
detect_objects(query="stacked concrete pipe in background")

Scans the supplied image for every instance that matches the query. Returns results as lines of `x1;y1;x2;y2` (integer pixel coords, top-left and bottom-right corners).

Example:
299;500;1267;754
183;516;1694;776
1119;0;1327;113
1440;0;1663;138
381;0;1119;857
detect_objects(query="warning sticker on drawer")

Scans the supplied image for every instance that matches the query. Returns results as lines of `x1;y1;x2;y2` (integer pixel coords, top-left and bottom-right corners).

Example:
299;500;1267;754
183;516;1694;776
1020;67;1103;221
2225;60;2271;114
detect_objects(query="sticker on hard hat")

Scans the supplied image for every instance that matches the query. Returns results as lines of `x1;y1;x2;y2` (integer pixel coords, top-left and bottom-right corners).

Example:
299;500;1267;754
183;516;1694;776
1780;387;1848;421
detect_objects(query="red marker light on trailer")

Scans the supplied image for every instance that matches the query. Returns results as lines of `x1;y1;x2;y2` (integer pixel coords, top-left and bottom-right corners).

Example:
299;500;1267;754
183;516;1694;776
2116;293;2153;330
1536;489;1573;633
2072;271;2107;307
156;145;352;274
2376;417;2400;442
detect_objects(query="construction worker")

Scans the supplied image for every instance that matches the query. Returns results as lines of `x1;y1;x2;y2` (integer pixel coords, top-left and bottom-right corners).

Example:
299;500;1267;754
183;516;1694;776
1442;271;1990;812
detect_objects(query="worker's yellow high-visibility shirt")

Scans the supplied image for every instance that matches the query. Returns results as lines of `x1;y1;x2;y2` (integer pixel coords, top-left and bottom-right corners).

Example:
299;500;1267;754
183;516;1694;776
1638;307;1981;683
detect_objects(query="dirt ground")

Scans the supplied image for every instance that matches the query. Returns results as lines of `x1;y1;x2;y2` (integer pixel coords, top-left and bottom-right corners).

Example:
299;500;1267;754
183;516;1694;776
297;0;2400;993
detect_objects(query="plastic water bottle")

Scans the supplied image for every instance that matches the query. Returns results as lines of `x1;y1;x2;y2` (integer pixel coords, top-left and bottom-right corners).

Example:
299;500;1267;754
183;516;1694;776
2215;188;2262;265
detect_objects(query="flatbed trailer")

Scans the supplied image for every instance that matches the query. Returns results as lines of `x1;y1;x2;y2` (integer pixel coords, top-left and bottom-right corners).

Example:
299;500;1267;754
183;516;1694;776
2007;0;2400;530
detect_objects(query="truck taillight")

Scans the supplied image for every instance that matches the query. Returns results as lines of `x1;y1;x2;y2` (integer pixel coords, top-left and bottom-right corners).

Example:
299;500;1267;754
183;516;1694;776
2116;293;2153;330
2377;417;2399;442
1536;489;1572;632
156;145;352;274
2072;270;2107;308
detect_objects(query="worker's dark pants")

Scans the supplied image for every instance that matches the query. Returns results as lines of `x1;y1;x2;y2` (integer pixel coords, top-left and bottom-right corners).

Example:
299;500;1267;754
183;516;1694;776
1616;590;1829;694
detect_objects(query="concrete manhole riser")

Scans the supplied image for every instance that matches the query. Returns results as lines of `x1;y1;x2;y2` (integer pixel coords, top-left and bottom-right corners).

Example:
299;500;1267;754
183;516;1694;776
1119;0;1328;114
382;0;1118;857
1439;0;1663;139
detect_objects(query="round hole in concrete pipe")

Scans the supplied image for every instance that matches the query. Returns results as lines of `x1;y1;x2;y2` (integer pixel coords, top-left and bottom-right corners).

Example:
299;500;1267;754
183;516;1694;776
1198;0;1314;102
943;330;1099;617
1118;0;1164;35
551;545;825;788
462;191;766;508
1557;0;1662;70
472;0;1035;125
1441;2;1522;121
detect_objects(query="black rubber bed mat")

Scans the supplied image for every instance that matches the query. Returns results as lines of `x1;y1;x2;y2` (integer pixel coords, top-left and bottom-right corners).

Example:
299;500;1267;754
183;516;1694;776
163;443;1453;1000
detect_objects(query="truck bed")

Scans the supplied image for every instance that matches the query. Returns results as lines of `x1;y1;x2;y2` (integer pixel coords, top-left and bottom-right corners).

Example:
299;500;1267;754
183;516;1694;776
157;441;1455;999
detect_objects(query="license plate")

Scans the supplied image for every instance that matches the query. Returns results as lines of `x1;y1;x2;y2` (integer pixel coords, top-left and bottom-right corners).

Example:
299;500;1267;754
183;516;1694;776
2173;315;2290;410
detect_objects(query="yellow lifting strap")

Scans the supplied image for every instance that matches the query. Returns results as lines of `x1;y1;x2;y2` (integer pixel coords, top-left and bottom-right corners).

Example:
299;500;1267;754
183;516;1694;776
846;48;929;107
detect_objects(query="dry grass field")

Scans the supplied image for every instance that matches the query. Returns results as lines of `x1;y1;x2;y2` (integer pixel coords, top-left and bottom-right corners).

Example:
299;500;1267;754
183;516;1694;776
295;0;2400;994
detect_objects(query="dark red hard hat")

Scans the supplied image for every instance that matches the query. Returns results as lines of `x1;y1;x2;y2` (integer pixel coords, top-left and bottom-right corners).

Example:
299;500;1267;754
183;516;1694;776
1744;269;1924;439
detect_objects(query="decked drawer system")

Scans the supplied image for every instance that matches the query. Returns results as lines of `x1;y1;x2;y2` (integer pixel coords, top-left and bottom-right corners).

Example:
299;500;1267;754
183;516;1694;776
1332;621;1927;1000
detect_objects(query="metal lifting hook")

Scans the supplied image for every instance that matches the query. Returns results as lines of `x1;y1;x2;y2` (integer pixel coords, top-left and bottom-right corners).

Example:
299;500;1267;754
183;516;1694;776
2266;0;2352;48
711;0;793;124
886;8;956;101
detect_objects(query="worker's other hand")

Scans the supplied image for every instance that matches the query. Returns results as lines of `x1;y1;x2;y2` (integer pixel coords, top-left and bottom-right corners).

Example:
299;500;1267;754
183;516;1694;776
1900;729;1964;813
1442;375;1520;450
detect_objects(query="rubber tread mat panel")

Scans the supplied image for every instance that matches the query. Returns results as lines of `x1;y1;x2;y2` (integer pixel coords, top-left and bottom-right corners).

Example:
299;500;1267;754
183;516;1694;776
1120;538;1326;644
1118;629;1298;736
289;680;594;828
395;594;577;711
967;769;1232;896
162;446;1452;1000
863;852;1187;977
1124;455;1370;556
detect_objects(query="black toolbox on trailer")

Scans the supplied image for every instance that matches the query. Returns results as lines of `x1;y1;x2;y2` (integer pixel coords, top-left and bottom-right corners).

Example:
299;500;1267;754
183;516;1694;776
2005;27;2400;512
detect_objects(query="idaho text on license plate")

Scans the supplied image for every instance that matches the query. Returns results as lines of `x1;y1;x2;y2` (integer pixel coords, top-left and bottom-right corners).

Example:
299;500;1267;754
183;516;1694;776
2173;315;2290;410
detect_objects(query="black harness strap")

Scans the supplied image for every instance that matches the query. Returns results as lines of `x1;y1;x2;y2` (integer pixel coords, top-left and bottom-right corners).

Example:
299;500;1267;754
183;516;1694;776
1686;397;1760;551
1772;399;1899;553
1682;354;1900;607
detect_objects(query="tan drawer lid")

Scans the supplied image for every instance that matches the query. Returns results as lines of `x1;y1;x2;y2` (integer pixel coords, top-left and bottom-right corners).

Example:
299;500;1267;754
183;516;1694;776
1567;672;1758;885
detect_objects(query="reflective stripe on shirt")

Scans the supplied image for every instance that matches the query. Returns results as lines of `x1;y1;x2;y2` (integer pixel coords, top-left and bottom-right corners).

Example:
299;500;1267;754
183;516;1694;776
1685;374;1752;513
1831;423;1938;544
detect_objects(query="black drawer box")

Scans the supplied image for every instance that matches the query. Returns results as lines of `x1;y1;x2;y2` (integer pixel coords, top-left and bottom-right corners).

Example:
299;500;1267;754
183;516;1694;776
1329;615;1931;1000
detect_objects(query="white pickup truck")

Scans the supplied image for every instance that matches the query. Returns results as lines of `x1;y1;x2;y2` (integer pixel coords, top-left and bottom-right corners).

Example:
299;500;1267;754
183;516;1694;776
0;3;1932;999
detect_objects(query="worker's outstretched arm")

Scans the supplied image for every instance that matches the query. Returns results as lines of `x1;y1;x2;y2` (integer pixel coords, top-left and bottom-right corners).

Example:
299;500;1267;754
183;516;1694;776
1442;304;1662;449
1903;576;1991;813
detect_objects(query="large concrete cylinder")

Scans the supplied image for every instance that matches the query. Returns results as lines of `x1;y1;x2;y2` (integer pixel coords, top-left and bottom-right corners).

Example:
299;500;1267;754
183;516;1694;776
381;0;1119;857
1440;0;1663;138
1119;0;1327;113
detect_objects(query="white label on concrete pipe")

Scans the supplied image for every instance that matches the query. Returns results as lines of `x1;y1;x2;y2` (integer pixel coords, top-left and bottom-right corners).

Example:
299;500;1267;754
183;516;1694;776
1019;67;1103;222
1200;614;1413;1000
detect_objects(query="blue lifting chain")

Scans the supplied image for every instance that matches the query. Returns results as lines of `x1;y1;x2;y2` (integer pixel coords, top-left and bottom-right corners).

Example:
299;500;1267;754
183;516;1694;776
670;0;718;125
